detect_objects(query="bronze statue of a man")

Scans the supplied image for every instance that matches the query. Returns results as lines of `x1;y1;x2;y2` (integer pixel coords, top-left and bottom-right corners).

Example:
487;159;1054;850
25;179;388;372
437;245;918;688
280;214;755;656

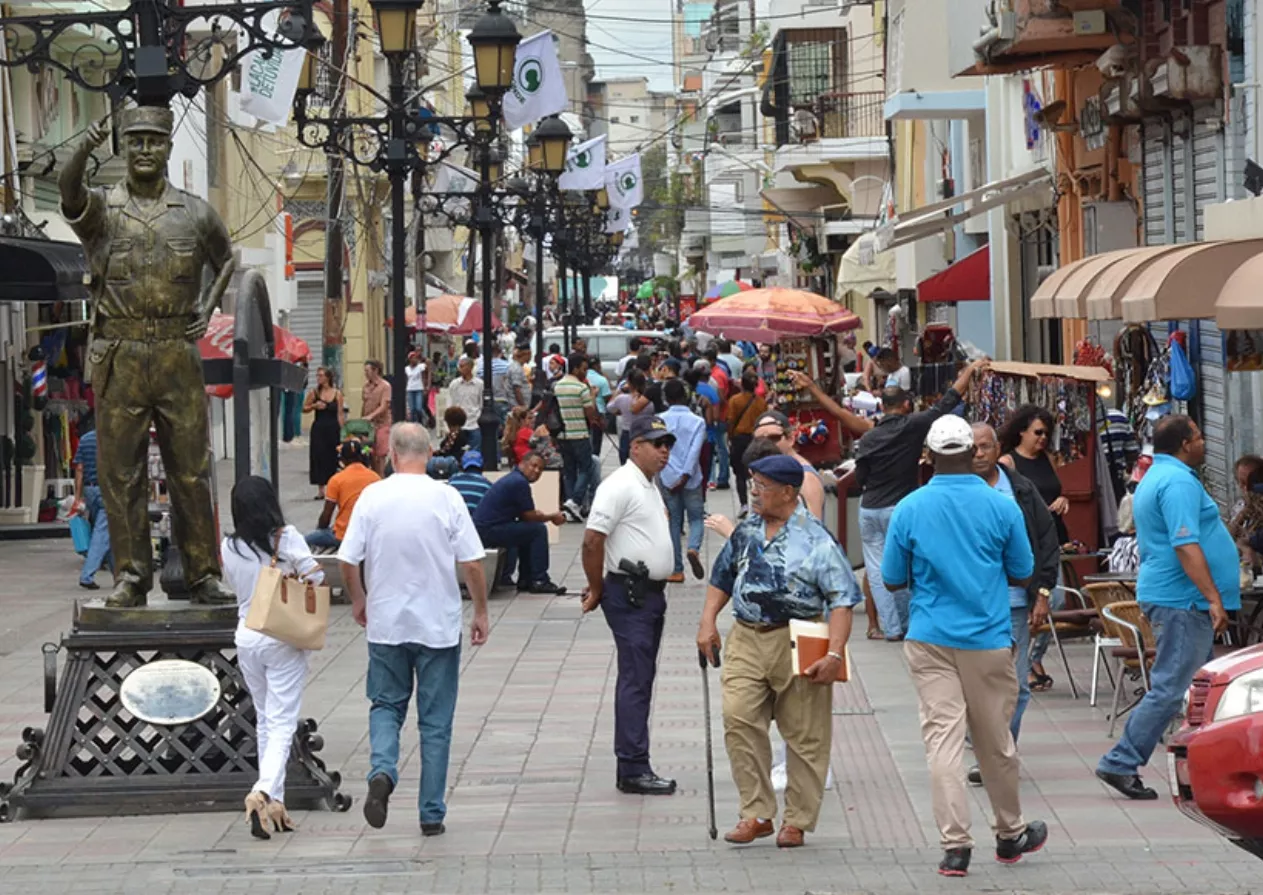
61;106;237;608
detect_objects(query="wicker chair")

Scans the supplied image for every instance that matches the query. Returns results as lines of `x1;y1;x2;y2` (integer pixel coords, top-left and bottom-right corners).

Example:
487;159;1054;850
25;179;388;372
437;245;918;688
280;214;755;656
1081;582;1133;706
1028;586;1096;698
1101;601;1156;737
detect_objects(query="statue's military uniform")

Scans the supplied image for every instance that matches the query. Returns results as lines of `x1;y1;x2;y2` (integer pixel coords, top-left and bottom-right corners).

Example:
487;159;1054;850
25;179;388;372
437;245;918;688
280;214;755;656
64;107;232;604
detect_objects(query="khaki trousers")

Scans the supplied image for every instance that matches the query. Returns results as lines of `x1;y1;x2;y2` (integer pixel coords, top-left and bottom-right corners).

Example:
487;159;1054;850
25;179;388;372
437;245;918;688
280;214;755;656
721;621;833;830
904;640;1026;849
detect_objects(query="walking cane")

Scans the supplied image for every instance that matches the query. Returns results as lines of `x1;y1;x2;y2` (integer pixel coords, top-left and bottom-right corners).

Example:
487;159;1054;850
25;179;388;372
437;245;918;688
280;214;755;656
699;645;721;840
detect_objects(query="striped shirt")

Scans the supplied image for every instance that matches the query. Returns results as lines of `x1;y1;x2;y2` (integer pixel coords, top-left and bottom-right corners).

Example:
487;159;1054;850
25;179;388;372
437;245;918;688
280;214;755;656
449;471;494;515
553;374;593;441
73;430;98;486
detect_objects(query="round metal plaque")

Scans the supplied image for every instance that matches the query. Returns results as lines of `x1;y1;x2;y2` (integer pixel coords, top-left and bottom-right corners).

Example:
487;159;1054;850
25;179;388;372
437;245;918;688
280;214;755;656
119;659;222;726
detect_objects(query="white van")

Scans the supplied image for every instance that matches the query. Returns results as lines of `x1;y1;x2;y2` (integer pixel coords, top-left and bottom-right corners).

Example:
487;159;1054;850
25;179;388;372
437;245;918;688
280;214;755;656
541;326;669;381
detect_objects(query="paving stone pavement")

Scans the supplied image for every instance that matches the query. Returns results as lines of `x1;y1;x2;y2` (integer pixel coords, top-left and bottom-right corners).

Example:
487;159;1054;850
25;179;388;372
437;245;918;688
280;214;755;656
0;441;1257;893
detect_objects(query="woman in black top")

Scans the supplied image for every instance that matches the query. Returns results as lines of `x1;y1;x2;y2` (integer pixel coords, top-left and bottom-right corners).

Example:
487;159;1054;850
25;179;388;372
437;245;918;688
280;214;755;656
999;404;1069;692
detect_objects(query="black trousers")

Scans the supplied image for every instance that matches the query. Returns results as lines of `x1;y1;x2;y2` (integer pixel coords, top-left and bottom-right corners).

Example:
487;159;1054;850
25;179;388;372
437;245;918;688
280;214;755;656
599;573;666;778
730;433;754;507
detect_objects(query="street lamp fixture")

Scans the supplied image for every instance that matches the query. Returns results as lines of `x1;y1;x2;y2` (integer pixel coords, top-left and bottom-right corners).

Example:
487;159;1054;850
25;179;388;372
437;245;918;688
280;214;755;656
466;84;492;134
370;0;421;55
467;0;522;93
534;115;573;175
610;231;624;247
527;131;544;170
595;188;610;211
297;48;318;95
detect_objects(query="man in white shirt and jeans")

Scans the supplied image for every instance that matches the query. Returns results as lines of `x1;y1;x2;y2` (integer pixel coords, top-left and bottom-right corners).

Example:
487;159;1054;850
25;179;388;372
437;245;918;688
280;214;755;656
338;423;488;838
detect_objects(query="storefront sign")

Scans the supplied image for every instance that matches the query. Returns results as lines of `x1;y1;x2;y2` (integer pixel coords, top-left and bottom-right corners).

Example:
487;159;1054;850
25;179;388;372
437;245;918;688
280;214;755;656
119;659;222;726
680;295;698;317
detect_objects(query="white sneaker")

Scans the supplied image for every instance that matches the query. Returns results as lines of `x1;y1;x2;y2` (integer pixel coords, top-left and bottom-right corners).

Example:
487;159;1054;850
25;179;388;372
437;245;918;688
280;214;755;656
562;499;584;523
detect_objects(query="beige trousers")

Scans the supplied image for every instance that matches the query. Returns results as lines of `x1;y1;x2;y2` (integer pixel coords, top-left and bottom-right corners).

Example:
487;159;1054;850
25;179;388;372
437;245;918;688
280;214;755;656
904;640;1026;849
721;621;833;830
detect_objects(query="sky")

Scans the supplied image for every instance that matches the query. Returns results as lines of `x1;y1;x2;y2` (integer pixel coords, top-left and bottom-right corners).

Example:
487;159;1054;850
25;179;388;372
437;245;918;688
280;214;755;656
583;0;676;91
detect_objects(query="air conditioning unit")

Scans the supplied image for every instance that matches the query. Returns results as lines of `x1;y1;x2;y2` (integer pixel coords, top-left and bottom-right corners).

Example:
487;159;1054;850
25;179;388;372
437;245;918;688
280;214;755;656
1149;46;1223;104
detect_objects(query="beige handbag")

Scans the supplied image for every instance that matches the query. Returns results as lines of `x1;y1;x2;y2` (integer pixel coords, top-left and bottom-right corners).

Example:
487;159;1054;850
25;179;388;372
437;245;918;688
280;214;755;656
243;540;331;650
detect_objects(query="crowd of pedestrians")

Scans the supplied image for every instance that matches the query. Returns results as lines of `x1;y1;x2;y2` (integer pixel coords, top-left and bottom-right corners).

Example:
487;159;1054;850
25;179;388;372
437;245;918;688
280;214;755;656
176;319;1249;881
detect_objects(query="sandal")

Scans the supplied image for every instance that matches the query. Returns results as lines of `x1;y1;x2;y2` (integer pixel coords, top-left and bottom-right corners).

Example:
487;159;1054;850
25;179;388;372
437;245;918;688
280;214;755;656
866;626;884;641
1029;672;1054;692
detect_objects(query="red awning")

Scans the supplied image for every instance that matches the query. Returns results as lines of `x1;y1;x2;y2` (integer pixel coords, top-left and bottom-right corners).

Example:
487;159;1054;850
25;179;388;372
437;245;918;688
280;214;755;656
917;245;990;303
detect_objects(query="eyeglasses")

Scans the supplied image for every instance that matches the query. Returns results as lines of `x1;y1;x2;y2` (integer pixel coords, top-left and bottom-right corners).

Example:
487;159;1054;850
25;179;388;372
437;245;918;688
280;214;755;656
1032;428;1048;438
749;478;785;493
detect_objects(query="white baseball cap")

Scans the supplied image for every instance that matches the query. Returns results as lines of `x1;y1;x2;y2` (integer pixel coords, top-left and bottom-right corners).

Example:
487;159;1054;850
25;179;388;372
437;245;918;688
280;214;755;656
926;414;975;455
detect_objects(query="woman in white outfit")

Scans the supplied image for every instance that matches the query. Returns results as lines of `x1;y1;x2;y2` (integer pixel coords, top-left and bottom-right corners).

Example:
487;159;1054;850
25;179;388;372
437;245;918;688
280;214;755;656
220;475;324;839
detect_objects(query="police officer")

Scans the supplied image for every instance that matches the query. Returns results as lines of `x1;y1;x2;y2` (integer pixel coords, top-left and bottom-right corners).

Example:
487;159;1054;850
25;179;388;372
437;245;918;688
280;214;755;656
581;416;677;795
61;107;235;608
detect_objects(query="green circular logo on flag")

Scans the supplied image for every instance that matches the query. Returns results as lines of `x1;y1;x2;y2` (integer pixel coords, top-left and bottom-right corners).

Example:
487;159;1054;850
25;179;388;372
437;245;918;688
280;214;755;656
619;172;637;193
575;150;591;168
517;58;543;94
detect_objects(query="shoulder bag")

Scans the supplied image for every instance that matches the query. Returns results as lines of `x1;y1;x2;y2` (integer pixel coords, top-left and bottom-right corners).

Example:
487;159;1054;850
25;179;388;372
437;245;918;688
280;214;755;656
244;534;331;650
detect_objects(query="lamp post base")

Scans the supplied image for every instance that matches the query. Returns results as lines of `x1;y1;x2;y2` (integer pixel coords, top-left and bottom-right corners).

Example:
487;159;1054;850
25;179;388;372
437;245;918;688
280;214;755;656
478;403;501;471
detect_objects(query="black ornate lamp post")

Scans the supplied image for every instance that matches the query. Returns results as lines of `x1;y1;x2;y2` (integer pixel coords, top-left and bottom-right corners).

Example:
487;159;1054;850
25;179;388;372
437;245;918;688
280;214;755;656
524;115;571;380
292;0;519;430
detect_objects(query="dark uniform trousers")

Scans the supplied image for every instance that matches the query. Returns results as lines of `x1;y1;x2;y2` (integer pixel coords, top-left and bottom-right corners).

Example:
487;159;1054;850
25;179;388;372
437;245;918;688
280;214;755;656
599;573;667;778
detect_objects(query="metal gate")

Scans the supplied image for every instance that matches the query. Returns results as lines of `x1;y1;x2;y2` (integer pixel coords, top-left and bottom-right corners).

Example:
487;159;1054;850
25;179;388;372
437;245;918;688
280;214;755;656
290;277;324;385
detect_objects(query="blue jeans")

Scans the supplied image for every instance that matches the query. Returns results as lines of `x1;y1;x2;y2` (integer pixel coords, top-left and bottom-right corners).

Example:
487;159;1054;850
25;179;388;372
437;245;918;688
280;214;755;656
1010;605;1032;742
559;437;595;507
1098;604;1214;776
465;428;482;455
407;390;426;423
477;521;550;585
859;505;909;639
80;485;111;585
366;641;461;824
660;483;704;574
304;528;340;550
709;422;730;487
1028;573;1065;667
618;431;631;465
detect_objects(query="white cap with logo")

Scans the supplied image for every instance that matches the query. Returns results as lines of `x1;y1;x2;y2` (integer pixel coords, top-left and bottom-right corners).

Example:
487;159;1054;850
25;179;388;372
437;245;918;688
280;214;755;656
925;414;975;455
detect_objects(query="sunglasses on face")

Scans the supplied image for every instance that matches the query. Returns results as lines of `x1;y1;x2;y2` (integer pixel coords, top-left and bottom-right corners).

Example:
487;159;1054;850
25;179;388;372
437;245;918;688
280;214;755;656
1031;428;1048;438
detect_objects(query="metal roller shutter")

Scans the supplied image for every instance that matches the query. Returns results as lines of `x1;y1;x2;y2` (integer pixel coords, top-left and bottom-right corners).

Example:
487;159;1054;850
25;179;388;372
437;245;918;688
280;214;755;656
290;278;324;387
1196;321;1230;507
1141;121;1167;247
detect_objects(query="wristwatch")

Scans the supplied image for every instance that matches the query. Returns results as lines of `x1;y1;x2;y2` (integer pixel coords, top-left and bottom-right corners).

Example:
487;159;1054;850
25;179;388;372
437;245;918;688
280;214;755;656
1036;587;1052;600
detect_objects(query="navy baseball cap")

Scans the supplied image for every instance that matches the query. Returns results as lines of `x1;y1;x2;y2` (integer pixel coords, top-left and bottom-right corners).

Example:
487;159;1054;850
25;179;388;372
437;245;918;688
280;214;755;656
629;415;675;445
749;454;805;488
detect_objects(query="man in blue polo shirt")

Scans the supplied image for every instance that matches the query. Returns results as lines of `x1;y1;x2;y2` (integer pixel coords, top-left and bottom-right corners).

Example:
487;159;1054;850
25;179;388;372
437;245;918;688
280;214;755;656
882;415;1045;878
1096;414;1237;801
472;452;567;594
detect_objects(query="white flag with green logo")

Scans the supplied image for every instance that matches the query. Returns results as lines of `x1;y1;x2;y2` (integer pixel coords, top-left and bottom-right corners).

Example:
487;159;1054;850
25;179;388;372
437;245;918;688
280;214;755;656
605;154;644;209
559;135;606;191
503;31;568;130
604;205;630;234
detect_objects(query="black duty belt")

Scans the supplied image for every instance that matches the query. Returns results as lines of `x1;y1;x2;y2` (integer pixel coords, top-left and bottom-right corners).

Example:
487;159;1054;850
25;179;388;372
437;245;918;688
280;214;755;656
97;316;194;342
606;571;667;592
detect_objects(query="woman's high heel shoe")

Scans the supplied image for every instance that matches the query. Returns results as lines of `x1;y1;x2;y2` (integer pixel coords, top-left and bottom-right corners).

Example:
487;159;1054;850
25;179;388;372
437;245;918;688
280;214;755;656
245;791;271;840
268;800;296;833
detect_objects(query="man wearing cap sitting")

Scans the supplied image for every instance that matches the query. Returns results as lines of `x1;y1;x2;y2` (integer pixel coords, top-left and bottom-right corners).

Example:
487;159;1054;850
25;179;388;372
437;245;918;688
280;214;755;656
448;450;493;516
697;454;861;848
881;415;1047;878
581;416;679;796
61;107;236;608
471;452;567;595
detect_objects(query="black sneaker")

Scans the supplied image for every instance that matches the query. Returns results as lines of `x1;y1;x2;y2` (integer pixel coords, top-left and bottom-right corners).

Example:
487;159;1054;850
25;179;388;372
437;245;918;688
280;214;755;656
996;819;1047;864
363;773;394;829
967;765;982;786
521;578;567;595
938;847;971;877
687;549;706;580
421;821;445;837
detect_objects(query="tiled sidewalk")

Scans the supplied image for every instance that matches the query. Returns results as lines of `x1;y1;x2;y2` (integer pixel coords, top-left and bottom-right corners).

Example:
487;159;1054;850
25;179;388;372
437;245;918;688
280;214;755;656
0;441;1255;893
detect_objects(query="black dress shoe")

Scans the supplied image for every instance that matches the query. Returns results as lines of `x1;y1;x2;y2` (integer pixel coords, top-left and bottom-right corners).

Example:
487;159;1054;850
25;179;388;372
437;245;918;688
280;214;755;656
363;773;394;828
521;578;567;595
78;580;100;591
421;821;445;837
1095;769;1158;800
616;773;677;795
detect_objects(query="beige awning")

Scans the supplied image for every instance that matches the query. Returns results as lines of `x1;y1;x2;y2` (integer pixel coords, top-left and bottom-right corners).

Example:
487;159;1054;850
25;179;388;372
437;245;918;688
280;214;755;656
1083;246;1191;319
1120;240;1263;323
1216;253;1263;330
837;233;895;297
1030;246;1190;320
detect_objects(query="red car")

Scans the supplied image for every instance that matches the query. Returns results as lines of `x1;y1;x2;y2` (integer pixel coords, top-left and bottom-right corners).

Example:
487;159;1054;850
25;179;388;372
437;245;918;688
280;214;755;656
1168;644;1263;860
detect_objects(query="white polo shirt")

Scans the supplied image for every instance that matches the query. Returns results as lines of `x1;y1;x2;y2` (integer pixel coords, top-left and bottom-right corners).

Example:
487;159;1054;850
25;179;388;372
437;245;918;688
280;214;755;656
338;473;484;648
586;461;674;580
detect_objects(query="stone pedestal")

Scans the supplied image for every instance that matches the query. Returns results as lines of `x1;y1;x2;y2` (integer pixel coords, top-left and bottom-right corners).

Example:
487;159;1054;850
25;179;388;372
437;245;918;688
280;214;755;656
0;599;350;820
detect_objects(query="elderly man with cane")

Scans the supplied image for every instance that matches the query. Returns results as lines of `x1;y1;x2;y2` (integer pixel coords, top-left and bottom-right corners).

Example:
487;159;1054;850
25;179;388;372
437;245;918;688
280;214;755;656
697;454;861;848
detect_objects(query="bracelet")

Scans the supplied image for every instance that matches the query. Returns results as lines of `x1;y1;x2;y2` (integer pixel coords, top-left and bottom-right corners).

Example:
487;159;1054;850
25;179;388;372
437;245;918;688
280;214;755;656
827;650;844;663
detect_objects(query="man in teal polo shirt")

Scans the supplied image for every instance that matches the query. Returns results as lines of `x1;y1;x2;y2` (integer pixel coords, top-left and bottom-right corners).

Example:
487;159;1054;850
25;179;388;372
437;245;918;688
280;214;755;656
1096;415;1237;801
882;415;1046;878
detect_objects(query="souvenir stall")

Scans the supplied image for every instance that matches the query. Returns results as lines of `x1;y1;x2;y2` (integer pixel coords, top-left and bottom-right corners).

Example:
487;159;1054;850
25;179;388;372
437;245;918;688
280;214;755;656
968;361;1112;574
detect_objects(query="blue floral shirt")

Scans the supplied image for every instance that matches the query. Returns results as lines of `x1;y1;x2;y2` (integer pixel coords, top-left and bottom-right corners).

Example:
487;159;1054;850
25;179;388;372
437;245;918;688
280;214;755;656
710;505;861;624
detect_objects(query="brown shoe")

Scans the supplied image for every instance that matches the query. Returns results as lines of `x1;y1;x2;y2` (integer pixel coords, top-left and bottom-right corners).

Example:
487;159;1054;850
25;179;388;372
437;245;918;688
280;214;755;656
776;824;805;848
666;571;686;583
723;817;774;844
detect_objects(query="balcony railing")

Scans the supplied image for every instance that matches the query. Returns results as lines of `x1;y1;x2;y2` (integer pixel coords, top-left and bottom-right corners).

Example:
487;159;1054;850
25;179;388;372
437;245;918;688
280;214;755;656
790;90;886;143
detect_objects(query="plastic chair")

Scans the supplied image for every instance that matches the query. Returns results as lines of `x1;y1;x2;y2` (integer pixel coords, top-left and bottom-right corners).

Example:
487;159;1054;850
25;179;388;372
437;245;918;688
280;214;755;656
1028;586;1096;699
1081;582;1132;706
1101;601;1155;737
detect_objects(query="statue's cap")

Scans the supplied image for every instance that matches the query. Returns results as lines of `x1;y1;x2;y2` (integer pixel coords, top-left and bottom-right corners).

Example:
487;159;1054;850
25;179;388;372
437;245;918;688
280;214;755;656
120;106;174;136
